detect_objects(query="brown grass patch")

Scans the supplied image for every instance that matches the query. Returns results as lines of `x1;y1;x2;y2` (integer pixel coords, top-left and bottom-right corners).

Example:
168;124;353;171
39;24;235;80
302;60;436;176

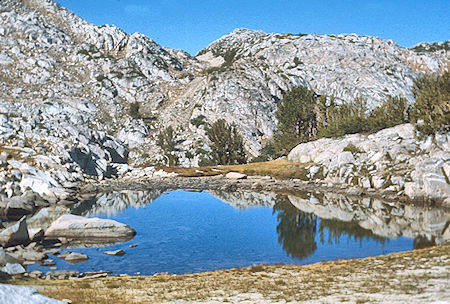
159;159;310;180
10;245;449;304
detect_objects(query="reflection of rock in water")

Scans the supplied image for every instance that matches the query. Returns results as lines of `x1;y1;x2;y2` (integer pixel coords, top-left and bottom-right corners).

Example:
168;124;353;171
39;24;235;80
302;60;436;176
287;192;450;246
72;190;163;217
208;190;277;209
273;195;387;260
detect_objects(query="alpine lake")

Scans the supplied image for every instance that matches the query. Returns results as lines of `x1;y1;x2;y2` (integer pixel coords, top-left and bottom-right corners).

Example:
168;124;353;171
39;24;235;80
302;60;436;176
27;188;448;276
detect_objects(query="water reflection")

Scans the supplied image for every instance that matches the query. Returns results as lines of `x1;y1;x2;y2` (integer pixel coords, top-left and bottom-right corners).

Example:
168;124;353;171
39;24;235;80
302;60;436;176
26;189;449;275
272;196;389;260
71;190;163;217
74;189;449;254
273;197;317;259
286;192;449;247
50;188;450;272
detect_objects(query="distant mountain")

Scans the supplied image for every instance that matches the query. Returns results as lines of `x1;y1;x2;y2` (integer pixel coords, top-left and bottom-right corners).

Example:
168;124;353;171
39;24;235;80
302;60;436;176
0;0;448;166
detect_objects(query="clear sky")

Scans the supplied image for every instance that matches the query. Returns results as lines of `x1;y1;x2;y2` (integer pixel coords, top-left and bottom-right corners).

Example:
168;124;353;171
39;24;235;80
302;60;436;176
56;0;449;56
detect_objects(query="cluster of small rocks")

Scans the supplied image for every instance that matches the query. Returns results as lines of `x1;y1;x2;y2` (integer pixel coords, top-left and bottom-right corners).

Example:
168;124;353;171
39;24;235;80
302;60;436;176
0;206;134;279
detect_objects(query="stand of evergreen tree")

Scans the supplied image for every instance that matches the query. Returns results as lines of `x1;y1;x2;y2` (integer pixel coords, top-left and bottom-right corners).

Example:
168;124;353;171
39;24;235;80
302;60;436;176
411;71;450;135
266;87;411;159
156;126;179;166
265;71;449;160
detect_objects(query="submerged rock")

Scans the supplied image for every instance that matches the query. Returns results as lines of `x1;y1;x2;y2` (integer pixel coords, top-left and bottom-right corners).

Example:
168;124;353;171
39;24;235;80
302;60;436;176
64;252;88;263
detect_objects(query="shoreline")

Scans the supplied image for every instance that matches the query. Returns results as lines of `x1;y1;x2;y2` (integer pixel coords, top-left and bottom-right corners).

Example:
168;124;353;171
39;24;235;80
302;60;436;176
14;245;450;303
84;174;448;209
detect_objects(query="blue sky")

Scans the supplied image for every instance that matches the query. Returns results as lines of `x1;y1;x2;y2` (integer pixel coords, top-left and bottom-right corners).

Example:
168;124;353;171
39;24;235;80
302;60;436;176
57;0;449;55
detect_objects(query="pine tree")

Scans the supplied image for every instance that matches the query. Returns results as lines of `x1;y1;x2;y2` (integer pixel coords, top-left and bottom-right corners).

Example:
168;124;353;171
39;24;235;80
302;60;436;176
206;119;247;165
274;86;318;154
411;72;450;135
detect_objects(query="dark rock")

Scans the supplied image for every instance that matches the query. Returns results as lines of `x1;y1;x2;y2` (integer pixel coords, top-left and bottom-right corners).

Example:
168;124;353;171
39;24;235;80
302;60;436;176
3;196;36;219
28;228;44;242
0;216;30;247
0;248;19;266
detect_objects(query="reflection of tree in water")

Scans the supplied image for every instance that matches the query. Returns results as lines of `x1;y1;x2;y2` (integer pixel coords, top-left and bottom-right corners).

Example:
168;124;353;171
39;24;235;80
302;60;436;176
274;195;388;260
273;196;318;260
318;219;386;245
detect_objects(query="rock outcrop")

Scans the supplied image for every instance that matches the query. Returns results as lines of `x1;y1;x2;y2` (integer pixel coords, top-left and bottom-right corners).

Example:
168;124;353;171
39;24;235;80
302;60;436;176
288;124;449;203
0;216;30;247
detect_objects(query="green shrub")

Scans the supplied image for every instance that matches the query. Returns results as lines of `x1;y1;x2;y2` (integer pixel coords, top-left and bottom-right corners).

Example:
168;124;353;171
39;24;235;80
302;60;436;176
317;97;373;137
368;96;409;132
343;143;363;155
206;119;247;165
96;74;107;82
411;72;450;135
185;151;194;159
272;86;411;155
293;57;303;65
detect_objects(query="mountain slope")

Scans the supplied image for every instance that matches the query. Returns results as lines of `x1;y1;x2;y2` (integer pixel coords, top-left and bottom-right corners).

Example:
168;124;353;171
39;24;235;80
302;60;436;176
0;1;448;167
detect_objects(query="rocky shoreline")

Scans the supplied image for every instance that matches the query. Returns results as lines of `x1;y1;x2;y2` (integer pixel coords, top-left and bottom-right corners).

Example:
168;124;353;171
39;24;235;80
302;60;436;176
13;245;450;304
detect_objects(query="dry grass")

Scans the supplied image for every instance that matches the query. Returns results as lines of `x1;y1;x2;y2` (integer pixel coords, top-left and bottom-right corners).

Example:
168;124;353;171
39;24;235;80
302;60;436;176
13;245;450;304
159;159;310;180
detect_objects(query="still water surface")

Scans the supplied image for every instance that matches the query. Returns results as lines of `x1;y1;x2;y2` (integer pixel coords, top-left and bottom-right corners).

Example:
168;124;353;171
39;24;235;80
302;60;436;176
29;190;414;275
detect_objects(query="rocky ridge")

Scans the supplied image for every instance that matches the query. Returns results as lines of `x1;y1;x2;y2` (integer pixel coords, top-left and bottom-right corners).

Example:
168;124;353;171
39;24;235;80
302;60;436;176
1;0;449;166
